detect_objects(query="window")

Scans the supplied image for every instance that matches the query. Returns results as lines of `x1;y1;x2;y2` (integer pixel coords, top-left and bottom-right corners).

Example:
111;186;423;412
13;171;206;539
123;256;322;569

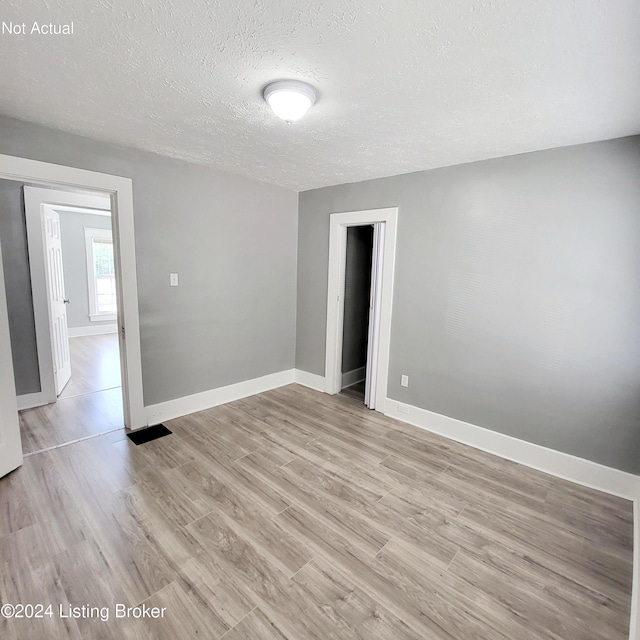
84;228;117;321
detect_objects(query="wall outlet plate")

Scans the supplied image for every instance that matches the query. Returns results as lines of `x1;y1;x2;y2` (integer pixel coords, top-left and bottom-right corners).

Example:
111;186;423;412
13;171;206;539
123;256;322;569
401;374;409;387
170;272;179;286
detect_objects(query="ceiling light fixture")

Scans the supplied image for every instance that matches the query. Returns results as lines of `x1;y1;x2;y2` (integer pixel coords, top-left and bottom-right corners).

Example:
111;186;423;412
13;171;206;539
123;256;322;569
263;80;317;122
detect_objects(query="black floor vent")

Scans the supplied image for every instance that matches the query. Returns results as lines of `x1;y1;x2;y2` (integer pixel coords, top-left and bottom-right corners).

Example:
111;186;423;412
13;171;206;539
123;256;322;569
127;424;172;445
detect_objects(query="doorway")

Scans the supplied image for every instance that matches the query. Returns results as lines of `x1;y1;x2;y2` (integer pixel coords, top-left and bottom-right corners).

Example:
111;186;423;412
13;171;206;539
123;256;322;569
13;186;123;453
0;153;145;478
324;207;398;413
339;225;373;403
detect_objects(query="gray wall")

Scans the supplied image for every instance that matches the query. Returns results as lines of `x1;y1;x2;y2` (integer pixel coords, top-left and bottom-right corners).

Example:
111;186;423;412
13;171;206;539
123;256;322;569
59;211;113;329
297;137;640;473
341;225;372;379
0;179;40;395
0;115;298;406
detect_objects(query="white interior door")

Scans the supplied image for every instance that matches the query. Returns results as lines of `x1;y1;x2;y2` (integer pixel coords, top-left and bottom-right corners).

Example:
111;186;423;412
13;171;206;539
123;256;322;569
43;207;72;395
0;241;23;477
364;222;385;409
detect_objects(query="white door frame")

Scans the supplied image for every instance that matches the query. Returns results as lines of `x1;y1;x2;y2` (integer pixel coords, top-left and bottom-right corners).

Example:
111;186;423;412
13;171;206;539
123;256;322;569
325;207;398;413
364;222;384;409
22;187;112;408
0;154;145;431
0;239;22;476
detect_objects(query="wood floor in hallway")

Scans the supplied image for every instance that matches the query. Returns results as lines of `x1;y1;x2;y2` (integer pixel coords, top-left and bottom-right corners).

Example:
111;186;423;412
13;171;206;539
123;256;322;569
18;333;123;454
58;333;121;400
340;379;365;402
0;384;633;639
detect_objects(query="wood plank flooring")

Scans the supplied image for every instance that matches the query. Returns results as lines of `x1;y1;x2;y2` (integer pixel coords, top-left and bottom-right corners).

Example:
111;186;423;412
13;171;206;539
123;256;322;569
341;379;365;402
1;384;633;639
19;334;123;454
59;334;121;400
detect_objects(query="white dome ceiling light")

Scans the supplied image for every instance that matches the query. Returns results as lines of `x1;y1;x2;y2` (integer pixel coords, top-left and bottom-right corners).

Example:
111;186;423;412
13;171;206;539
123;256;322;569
263;80;317;122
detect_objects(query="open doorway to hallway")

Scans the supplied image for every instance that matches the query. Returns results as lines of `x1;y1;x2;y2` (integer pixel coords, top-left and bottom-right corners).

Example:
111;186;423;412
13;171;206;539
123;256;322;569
325;207;397;414
340;225;374;403
0;179;124;455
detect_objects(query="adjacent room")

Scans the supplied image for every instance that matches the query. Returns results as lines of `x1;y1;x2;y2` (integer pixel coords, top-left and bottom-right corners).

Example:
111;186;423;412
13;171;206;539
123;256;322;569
0;2;639;640
0;181;124;454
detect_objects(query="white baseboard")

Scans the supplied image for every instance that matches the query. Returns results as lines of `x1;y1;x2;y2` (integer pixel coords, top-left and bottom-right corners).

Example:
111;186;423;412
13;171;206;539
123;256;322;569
294;369;326;392
384;397;640;500
145;367;329;429
283;380;640;500
144;369;296;426
68;323;118;337
16;391;49;410
341;366;365;389
383;397;640;640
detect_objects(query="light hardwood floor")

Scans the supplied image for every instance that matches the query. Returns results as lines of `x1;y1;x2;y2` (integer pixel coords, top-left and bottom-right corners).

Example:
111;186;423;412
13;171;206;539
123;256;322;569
341;379;365;402
59;334;121;400
19;334;123;454
1;384;633;639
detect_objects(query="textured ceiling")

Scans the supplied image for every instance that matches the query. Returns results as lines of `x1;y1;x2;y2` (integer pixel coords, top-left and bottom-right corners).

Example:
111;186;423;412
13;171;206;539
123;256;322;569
1;1;639;191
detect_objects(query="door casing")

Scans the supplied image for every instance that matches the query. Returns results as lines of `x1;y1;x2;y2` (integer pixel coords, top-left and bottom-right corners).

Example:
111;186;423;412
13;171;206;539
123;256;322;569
0;239;22;477
324;207;398;413
0;154;145;440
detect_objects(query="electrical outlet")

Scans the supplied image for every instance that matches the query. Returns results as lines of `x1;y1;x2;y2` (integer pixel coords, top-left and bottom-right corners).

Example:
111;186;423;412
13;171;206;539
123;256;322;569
401;374;409;387
170;273;179;287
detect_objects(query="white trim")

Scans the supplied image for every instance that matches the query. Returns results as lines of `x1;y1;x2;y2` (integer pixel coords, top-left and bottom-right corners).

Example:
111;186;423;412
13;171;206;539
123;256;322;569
0;240;23;476
364;223;384;409
68;323;118;338
16;392;50;411
145;369;296;426
325;207;398;413
341;366;366;389
384;397;640;500
26;189;111;213
0;155;145;430
52;204;111;217
294;369;326;392
89;314;117;323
